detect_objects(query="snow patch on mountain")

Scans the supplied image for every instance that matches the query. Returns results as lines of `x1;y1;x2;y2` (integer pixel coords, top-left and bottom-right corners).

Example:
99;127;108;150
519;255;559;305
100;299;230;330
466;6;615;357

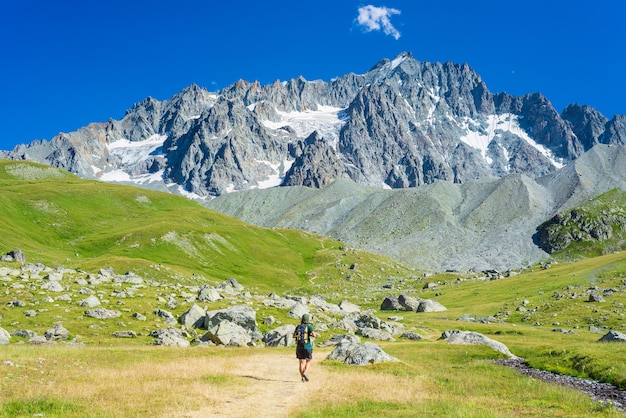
108;135;166;164
460;114;564;168
261;105;347;148
97;134;167;184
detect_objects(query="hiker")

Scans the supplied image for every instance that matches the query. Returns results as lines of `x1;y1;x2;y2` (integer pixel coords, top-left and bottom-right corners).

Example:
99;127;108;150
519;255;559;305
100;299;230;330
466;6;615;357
293;313;316;382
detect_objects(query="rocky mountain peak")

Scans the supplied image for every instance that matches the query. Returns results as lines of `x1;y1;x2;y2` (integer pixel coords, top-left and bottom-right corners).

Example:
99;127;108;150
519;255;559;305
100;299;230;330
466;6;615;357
2;52;625;199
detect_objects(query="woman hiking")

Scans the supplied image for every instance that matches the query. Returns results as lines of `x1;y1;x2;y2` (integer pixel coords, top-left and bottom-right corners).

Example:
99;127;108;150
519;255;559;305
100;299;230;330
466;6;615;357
293;313;316;382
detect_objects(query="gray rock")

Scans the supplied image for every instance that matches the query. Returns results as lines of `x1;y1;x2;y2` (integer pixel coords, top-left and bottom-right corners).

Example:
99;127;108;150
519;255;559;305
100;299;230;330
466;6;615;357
79;295;101;308
132;312;147;321
440;330;517;358
179;303;206;329
317;334;361;347
354;312;394;334
263;324;296;347
287;302;309;319
114;272;144;284
380;296;403;311
589;293;606;303
0;327;10;344
597;330;626;343
4;250;26;262
151;327;190;347
44;324;70;341
326;341;399;365
42;281;64;292
13;329;37;338
112;330;137;338
398;294;422;311
44;272;63;281
401;331;424;340
338;300;361;313
84;308;122;319
218;277;244;294
205;305;258;332
29;336;51;345
203;321;251;346
356;327;394;341
154;309;177;325
417;299;447;312
197;286;222;302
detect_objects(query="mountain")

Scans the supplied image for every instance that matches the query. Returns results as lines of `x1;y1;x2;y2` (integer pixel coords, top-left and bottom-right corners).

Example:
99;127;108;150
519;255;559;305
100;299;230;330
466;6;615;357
3;52;625;198
2;52;626;271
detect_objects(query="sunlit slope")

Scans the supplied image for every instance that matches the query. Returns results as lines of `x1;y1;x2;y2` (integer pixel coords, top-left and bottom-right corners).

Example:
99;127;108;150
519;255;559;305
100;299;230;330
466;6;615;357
0;160;411;293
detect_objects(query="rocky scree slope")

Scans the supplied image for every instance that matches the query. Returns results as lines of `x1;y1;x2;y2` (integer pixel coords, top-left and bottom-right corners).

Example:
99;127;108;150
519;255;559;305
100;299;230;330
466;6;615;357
207;144;626;271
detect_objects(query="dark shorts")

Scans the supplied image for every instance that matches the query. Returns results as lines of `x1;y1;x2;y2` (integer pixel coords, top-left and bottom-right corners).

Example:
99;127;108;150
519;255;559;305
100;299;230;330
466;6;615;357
296;346;312;360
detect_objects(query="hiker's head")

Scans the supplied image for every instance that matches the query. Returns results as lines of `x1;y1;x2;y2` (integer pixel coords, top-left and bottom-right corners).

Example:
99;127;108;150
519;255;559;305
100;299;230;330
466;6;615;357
301;314;310;324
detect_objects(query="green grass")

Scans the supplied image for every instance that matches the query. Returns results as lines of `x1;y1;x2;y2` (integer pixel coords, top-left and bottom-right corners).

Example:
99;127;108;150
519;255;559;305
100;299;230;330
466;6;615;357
1;160;626;416
0;160;411;296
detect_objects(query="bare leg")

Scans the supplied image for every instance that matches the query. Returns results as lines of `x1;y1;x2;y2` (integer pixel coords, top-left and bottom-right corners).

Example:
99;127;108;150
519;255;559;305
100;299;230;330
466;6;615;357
302;359;311;381
299;359;306;378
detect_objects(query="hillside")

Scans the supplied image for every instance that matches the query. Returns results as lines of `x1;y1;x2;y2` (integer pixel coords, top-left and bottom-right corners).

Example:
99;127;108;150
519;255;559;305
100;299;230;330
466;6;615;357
0;160;411;295
205;144;626;272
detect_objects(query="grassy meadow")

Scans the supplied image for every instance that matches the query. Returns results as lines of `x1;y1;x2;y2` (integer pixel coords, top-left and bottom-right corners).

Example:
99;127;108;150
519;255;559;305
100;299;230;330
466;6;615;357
1;160;625;417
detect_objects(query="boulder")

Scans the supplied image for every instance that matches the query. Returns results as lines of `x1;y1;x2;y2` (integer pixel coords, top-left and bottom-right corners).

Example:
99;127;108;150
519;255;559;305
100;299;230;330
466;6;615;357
338;300;361;313
112;331;137;338
154;308;177;325
205;305;258;332
44;324;70;341
197;285;222;302
309;295;342;314
28;336;51;345
4;250;26;262
203;321;251;346
79;295;101;308
398;294;422;311
598;330;626;343
42;281;64;292
287;302;309;319
588;293;606;303
401;331;424;340
326;341;399;365
44;272;63;281
218;277;244;294
440;330;517;358
354;312;394;334
317;334;361;347
151;327;190;347
417;299;447;312
263;324;296;347
0;327;10;344
356;327;394;341
84;308;122;319
179;303;206;328
13;329;37;339
380;296;403;311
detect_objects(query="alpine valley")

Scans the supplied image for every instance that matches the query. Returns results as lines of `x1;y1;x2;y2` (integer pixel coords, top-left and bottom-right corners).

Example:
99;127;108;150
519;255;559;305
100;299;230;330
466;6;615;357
3;52;626;271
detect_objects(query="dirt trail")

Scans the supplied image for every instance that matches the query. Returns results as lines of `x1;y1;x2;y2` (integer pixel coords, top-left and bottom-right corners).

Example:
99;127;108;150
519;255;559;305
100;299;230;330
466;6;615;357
176;349;331;418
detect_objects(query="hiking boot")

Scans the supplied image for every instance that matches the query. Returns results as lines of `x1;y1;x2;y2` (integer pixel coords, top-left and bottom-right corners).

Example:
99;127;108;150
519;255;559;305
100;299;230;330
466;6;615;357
303;372;309;382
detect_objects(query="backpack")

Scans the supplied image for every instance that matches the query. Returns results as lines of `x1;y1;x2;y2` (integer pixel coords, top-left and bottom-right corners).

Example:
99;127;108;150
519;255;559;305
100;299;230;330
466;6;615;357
294;323;308;346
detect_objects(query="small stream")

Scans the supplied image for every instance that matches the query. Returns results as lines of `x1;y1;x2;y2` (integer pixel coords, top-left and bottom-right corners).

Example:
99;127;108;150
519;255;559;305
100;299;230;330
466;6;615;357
494;358;626;415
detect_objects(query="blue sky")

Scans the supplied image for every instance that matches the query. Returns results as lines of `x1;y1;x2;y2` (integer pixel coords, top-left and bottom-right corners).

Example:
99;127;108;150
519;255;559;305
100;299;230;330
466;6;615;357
1;0;624;151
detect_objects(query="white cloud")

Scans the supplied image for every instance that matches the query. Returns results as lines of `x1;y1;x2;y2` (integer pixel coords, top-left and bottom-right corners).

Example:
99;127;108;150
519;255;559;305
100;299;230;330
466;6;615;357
356;5;401;40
